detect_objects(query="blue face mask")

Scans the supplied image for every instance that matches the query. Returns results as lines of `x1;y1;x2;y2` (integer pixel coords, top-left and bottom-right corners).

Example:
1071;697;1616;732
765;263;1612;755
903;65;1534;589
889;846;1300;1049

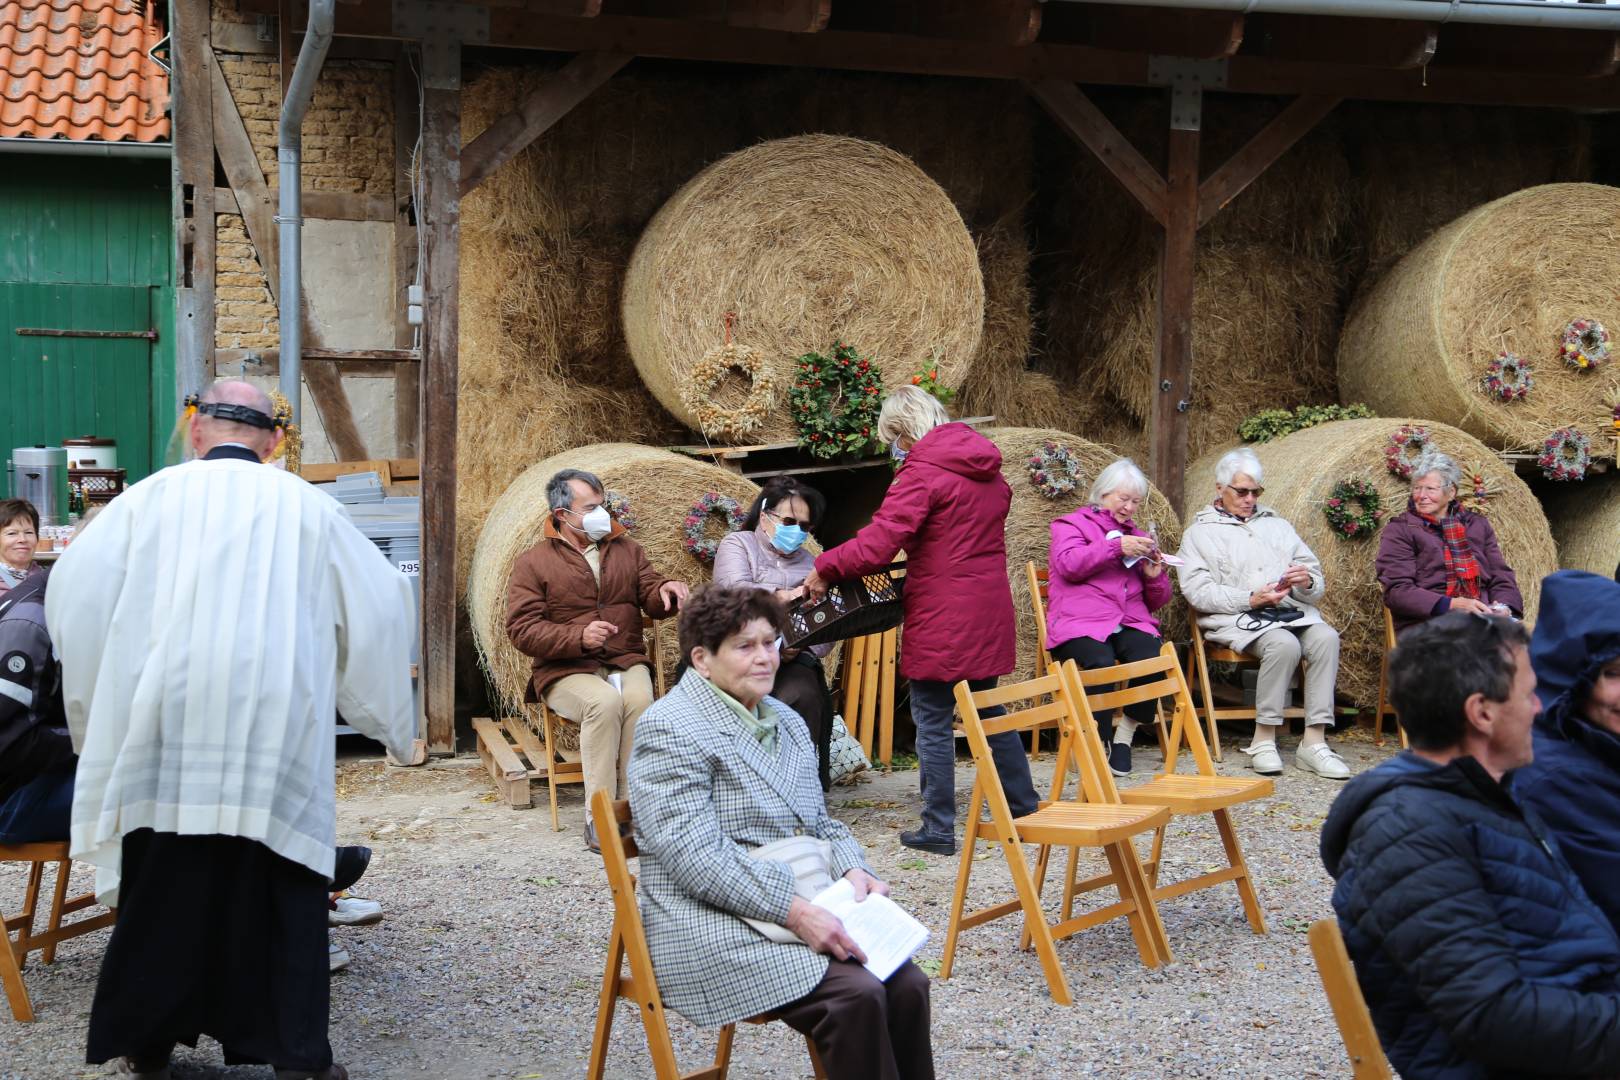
890;442;909;463
771;523;807;555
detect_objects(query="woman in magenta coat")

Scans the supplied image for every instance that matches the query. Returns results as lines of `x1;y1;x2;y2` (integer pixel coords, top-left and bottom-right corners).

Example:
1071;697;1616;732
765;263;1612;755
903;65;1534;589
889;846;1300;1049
806;387;1038;856
1046;458;1172;777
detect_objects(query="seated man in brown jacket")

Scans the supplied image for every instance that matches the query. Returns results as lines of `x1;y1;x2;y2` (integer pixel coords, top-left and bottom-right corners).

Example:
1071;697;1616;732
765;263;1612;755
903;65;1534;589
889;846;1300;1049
507;469;689;850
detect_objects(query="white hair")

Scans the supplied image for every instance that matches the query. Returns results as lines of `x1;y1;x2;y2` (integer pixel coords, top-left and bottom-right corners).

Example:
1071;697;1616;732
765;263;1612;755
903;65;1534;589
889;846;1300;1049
876;385;950;445
1089;457;1149;506
1215;448;1264;488
1411;450;1461;492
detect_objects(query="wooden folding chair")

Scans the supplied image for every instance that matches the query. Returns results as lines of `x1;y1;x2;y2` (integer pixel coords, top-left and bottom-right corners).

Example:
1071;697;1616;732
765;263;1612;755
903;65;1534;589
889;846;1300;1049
840;628;898;769
1027;563;1169;761
1187;617;1307;762
940;672;1172;1005
586;791;826;1080
2;842;117;1022
1373;607;1408;749
1063;648;1273;934
477;619;666;827
1309;919;1393;1079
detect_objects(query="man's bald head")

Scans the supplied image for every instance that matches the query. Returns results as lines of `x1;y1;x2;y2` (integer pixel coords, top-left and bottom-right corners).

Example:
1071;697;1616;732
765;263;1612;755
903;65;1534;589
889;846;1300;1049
189;379;284;461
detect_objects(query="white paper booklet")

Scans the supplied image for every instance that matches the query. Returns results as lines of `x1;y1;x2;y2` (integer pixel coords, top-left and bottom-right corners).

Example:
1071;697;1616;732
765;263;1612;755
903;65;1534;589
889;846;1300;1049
809;878;931;982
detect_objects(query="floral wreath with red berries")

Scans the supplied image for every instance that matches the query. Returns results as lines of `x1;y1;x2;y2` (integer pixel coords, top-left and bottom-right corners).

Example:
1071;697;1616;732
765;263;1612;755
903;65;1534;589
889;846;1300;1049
1323;478;1383;539
1027;440;1082;499
1385;424;1431;480
790;342;885;461
1539;427;1591;482
682;491;747;563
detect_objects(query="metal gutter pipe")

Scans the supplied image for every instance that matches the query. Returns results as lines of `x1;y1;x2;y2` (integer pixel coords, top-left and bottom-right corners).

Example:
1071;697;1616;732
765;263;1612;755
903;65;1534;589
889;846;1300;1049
0;138;172;158
1043;0;1620;31
277;0;335;426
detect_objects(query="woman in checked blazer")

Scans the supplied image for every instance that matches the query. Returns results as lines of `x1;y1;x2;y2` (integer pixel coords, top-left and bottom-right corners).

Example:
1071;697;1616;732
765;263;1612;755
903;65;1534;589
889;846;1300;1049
626;586;934;1080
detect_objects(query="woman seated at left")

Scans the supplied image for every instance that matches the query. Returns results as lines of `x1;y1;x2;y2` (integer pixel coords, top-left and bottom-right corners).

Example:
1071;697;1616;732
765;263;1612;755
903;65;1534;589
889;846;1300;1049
712;475;836;790
626;585;933;1080
0;499;43;595
1045;459;1171;777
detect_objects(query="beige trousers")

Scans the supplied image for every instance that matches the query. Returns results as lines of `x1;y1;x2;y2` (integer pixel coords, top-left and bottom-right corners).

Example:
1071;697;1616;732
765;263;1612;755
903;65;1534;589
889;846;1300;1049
1251;623;1341;729
545;664;656;816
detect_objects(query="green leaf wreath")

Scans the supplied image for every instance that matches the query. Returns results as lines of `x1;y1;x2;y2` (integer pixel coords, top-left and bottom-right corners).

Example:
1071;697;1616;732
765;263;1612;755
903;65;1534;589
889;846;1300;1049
790;342;885;460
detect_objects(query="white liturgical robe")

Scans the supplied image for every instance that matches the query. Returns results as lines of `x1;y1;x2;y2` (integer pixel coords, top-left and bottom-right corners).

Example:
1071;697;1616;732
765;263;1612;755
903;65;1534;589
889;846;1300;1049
46;453;417;903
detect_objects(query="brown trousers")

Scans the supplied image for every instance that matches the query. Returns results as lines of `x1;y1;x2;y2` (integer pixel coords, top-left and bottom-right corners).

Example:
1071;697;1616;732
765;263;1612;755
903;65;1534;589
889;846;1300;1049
774;960;934;1080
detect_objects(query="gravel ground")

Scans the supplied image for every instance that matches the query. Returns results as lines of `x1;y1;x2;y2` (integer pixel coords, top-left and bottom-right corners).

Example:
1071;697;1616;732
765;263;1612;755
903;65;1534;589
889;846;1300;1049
0;727;1395;1079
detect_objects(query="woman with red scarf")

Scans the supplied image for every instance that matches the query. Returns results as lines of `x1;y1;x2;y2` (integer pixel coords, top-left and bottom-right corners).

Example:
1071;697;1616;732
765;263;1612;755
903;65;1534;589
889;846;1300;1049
1376;450;1523;636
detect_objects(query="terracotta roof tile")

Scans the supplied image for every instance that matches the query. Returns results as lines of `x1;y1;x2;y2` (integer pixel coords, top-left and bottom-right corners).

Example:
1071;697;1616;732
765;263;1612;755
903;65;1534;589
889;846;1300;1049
1;0;170;142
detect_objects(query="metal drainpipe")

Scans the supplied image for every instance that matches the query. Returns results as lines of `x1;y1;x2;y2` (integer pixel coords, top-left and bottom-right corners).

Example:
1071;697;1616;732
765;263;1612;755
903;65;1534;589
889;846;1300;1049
277;0;335;426
1043;0;1620;30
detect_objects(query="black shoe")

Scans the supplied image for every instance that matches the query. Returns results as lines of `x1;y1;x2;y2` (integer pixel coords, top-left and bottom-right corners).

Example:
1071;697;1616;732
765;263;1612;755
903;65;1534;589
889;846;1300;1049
584;820;601;855
331;845;372;894
1108;742;1132;777
900;829;956;856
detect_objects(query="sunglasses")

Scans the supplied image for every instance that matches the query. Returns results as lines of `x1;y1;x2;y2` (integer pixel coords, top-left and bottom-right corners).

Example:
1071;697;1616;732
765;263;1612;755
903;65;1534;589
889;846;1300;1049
1226;485;1264;498
765;511;807;528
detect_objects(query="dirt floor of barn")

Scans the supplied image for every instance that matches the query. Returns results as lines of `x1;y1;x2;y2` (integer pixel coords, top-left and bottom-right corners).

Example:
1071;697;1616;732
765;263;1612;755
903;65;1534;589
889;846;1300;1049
0;728;1398;1079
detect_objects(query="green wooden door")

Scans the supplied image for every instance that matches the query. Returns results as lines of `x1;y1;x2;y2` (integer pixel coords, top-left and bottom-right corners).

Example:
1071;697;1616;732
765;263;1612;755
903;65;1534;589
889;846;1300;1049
0;158;173;483
0;282;155;474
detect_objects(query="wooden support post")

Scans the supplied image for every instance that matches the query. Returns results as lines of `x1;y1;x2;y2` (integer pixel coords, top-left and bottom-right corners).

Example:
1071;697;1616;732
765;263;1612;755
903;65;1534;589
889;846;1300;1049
420;40;462;755
171;0;216;395
1152;125;1199;513
394;47;422;458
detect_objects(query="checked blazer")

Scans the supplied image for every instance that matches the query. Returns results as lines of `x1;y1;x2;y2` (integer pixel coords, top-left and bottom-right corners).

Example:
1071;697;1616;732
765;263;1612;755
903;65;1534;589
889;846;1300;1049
626;667;872;1027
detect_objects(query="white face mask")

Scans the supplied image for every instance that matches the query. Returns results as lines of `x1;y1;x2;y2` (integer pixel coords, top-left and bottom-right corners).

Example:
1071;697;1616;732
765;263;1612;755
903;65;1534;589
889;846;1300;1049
571;506;613;542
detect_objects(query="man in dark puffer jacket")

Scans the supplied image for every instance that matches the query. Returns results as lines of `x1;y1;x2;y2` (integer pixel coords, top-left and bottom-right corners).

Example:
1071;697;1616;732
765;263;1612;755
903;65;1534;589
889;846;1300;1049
1321;610;1620;1079
1516;570;1620;935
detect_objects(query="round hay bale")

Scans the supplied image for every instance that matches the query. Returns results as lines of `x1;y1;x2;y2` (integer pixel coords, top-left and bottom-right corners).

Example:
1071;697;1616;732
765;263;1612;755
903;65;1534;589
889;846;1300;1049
1544;468;1620;576
1184;418;1558;707
622;135;984;443
1338;183;1620;452
983;427;1184;685
468;445;763;723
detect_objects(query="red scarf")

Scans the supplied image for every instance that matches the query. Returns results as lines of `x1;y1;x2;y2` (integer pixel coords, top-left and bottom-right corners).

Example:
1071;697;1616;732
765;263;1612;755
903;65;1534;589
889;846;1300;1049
1419;500;1480;600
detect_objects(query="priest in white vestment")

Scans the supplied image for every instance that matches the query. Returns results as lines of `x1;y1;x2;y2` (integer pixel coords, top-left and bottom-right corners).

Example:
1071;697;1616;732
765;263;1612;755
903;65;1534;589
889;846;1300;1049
47;380;416;1080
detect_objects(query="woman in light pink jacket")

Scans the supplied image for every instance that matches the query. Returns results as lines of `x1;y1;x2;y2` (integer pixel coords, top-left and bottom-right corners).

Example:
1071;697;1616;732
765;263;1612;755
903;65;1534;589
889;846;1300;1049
1046;459;1172;776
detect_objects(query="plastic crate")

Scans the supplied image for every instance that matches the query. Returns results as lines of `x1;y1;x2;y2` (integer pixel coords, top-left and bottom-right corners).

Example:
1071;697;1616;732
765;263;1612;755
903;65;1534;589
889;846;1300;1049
784;563;906;649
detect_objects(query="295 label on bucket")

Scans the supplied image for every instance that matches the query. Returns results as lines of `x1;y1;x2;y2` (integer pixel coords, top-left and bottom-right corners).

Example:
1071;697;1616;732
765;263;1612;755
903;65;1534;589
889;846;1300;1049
397;560;421;577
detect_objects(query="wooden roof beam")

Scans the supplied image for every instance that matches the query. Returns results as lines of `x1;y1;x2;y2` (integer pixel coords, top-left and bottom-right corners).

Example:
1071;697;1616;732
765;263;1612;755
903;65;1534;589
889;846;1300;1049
459;51;630;195
1197;93;1339;229
1432;25;1620;80
832;1;1041;46
602;0;829;32
1245;15;1437;70
1039;4;1245;60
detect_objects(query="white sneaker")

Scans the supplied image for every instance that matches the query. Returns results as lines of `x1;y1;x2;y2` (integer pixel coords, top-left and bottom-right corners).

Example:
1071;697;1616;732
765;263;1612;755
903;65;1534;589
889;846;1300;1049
328;939;351;973
1296;741;1351;780
1241;740;1284;776
329;895;384;926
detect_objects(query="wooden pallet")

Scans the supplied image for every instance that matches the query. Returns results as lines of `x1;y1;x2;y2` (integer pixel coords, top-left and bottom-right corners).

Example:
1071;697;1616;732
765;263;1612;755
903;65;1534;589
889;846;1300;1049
472;714;581;812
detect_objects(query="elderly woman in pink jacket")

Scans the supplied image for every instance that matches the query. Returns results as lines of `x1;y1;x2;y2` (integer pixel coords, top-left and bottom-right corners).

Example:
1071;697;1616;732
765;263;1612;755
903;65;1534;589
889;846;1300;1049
1046;459;1171;777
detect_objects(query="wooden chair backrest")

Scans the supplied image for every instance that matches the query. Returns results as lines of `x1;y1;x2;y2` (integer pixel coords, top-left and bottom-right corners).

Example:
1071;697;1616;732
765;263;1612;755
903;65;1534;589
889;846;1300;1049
1067;644;1217;777
1026;563;1054;676
1381;606;1395;651
1054;659;1127;805
647;618;667;698
1308;919;1394;1079
953;674;1087;816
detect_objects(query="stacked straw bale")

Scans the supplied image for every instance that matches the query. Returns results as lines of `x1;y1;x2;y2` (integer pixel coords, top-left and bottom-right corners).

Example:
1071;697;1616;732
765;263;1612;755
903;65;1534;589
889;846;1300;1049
1037;92;1350;460
984;427;1184;684
468;444;763;722
1543;469;1620;577
621;134;985;442
1185;419;1558;706
1338;183;1620;452
1340;104;1592;286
